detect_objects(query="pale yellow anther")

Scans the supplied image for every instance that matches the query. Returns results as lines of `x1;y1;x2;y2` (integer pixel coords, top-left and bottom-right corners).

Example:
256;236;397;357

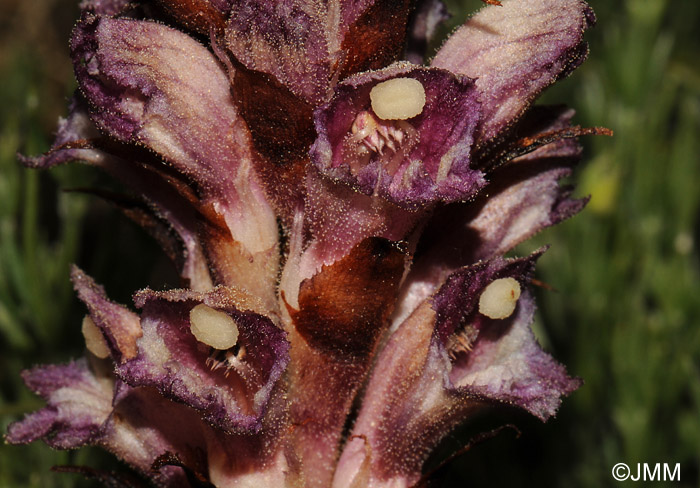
370;77;426;120
478;277;521;320
82;315;110;359
189;304;239;350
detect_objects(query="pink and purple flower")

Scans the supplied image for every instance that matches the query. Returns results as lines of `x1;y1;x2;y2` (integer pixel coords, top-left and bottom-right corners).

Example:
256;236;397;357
7;0;610;486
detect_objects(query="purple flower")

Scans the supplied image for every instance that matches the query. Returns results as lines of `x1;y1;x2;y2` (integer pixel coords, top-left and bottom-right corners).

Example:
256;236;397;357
7;0;610;486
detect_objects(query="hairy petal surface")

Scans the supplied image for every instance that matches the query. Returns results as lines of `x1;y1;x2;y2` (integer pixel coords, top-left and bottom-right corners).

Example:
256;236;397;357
21;95;214;290
72;15;278;260
432;0;594;143
118;287;289;434
392;106;587;329
334;255;579;487
226;0;332;105
311;63;483;209
432;255;580;420
5;360;113;449
72;267;143;362
7;0;603;485
103;382;289;486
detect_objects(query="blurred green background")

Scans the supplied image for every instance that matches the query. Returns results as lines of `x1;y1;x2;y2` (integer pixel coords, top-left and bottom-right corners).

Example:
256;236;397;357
1;0;698;486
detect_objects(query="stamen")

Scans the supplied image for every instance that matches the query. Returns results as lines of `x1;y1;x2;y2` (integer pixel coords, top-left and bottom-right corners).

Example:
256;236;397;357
447;324;479;360
349;111;417;159
223;346;262;385
81;315;110;359
478;277;521;319
189;304;239;350
370;77;426;120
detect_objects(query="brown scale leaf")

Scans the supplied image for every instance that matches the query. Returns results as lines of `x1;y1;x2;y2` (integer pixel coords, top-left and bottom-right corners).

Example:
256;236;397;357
339;0;412;79
291;237;407;357
154;0;229;35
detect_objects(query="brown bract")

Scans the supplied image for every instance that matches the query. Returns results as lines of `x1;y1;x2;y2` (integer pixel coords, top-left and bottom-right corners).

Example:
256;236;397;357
290;237;407;357
338;0;412;78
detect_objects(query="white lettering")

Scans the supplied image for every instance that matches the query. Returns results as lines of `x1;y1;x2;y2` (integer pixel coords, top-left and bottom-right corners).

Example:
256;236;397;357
664;463;681;481
630;463;641;482
643;463;660;481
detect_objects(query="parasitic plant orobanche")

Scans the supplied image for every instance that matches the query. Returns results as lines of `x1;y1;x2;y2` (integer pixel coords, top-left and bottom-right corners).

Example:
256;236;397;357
6;0;611;486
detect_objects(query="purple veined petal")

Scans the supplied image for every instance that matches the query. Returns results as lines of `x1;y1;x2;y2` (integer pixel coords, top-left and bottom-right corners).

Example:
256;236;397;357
21;95;214;291
71;15;278;265
22;92;284;300
101;383;212;486
19;94;104;171
453;107;587;261
432;0;595;144
311;63;484;209
223;0;414;222
404;0;450;65
102;382;289;487
431;255;580;421
335;254;580;487
390;106;588;329
447;289;581;419
225;1;332;105
225;0;414;103
117;287;289;434
5;359;113;449
71;266;142;362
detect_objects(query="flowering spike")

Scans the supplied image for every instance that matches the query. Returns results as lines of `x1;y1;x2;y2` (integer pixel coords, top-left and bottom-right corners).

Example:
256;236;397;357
8;0;609;485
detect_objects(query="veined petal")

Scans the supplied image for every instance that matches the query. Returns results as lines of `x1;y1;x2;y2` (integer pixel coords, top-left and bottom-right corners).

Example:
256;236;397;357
72;267;142;362
5;360;113;449
432;0;594;143
21;95;214;290
431;255;581;419
311;63;483;209
226;0;332;105
72;15;278;259
104;384;210;486
103;382;288;486
335;254;579;487
391;106;587;328
452;107;587;262
225;0;413;104
117;286;289;434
